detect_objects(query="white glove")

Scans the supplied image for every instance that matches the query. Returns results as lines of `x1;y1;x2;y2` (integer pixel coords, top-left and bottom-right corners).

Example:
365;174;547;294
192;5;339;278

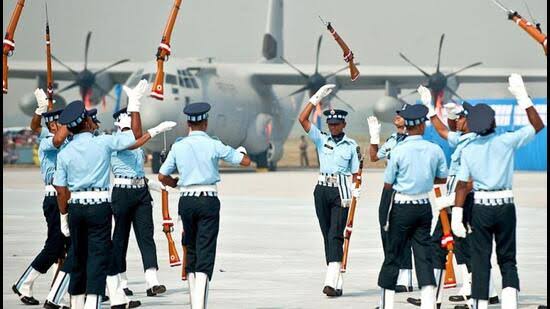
236;146;247;155
418;85;436;118
444;102;461;120
148;121;177;138
124;79;149;112
308;84;336;106
60;213;70;237
451;207;467;238
34;88;49;115
114;113;131;130
147;180;163;192
352;187;361;199
508;73;533;110
367;116;381;145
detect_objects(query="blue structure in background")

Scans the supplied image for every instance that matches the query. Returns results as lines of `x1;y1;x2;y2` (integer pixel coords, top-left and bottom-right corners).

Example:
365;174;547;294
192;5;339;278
423;98;547;171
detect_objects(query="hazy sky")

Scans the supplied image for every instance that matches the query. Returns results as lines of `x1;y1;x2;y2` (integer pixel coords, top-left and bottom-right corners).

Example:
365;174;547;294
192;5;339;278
3;0;547;129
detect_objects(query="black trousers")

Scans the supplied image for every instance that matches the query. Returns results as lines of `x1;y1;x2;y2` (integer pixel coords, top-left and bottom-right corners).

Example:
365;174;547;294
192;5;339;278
109;186;158;275
378;202;435;290
68;202;112;296
179;196;220;280
31;196;67;274
378;188;413;270
313;185;349;264
470;202;520;300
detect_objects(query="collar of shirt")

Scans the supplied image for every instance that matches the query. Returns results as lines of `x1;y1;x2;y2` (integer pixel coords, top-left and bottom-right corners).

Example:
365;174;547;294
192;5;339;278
189;131;208;138
71;132;94;141
400;135;422;143
328;133;353;145
459;132;477;143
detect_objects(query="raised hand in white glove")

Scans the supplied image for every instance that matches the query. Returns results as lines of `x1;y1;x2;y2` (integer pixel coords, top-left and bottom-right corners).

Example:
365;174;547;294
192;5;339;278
34;88;49;115
444;102;461;120
124;79;149;112
351;187;361;199
508;73;533;110
451;207;467;238
60;213;70;237
148;121;177;138
418;85;436;118
236;146;247;155
309;84;336;106
367;116;381;145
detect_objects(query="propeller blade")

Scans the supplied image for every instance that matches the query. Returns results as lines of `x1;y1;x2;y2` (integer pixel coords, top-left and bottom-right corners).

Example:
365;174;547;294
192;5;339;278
84;31;92;70
287;85;310;97
324;63;360;79
315;35;322;75
445;85;466;102
436;34;445;73
280;57;310;80
92;82;116;100
51;54;80;76
446;62;483;78
92;59;131;77
57;81;80;94
332;93;355;111
399;53;431;77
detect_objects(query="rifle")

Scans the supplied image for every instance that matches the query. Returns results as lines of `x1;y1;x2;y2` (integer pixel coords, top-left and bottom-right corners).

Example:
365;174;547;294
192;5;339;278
3;0;26;94
341;146;363;272
151;0;183;100
434;186;457;289
490;0;547;56
319;16;360;81
44;1;54;111
160;134;182;267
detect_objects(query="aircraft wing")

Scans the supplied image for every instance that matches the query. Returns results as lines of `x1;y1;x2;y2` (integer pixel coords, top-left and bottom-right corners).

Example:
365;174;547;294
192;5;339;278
7;60;141;84
251;64;547;90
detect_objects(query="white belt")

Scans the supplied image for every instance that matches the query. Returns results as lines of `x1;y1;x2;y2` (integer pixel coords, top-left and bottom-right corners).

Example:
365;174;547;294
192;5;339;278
394;192;430;204
45;185;57;196
474;190;514;206
180;185;218;197
69;190;111;205
113;177;146;187
317;174;338;187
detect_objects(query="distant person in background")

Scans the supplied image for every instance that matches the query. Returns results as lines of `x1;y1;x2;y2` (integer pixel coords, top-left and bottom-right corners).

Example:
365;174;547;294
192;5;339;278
299;135;309;167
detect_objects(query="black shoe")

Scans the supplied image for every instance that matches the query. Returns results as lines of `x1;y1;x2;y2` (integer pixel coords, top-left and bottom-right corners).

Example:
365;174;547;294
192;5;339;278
449;295;470;302
43;300;69;309
12;285;22;296
123;287;134;296
395;285;413;293
538;306;547;309
489;296;500;304
111;300;141;309
322;286;341;297
102;295;109;303
146;285;167;296
13;285;40;305
406;298;441;309
454;305;470;309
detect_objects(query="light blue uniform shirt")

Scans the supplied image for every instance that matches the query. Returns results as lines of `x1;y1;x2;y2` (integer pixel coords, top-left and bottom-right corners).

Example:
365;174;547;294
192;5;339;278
159;131;244;187
53;131;136;191
384;135;448;194
377;132;407;160
447;132;477;176
457;125;536;190
38;130;59;185
111;132;145;178
307;125;360;176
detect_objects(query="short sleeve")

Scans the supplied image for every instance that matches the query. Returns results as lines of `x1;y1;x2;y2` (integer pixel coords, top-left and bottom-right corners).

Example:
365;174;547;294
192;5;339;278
434;147;448;179
307;125;324;148
500;125;536;149
53;154;68;187
447;131;461;148
377;137;395;160
159;148;177;176
103;131;136;151
37;127;50;143
456;152;471;182
39;137;57;152
383;152;399;185
216;141;244;165
350;146;360;174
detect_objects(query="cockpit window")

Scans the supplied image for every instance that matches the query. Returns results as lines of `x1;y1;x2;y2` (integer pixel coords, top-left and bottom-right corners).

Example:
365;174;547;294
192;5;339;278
177;69;200;89
166;74;177;85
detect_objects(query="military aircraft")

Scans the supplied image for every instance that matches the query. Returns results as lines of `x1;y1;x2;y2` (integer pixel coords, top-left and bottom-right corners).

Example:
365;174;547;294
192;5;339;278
7;0;547;171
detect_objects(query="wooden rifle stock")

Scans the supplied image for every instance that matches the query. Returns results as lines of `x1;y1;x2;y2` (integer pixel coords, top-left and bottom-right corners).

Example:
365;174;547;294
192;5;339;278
3;0;26;94
162;188;182;267
326;22;360;81
508;12;547;56
341;147;363;272
151;0;183;100
434;186;457;289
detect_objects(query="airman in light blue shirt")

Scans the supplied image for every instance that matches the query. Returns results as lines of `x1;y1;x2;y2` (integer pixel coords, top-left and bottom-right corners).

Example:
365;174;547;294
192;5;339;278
111;145;146;178
377;132;407;161
307;124;360;176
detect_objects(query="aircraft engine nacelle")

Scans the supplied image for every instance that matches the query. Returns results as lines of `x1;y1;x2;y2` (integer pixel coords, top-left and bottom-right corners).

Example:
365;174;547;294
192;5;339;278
89;73;114;105
373;96;407;123
18;92;67;117
244;113;273;154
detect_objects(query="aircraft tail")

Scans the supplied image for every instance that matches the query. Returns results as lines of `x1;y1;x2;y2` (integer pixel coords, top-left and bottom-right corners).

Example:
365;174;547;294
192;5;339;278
261;0;284;63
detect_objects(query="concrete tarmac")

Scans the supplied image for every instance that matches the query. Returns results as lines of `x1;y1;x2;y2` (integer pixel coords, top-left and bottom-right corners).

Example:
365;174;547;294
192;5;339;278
3;168;547;308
